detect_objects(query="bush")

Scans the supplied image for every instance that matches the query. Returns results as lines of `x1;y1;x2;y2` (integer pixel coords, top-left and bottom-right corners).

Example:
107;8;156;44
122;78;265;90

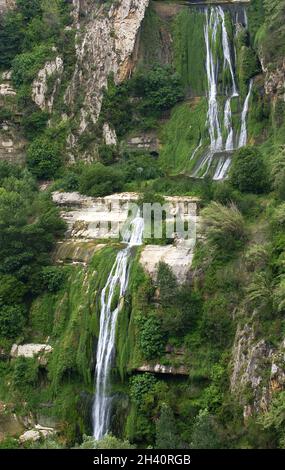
79;163;124;197
27;138;62;179
0;304;26;339
201;202;247;251
130;374;158;409
78;434;135;449
12;357;39;390
190;409;224;449
0;275;27;305
0;12;24;68
199;298;234;349
136;314;165;361
41;266;66;292
157;262;178;306
131;65;184;115
156;404;181;449
229;146;269;194
99;144;119;166
22;110;49;140
271;147;285;200
12;44;51;87
273;277;285;314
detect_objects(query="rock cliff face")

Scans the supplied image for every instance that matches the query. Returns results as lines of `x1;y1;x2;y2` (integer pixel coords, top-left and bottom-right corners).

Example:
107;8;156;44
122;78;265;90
231;321;285;420
0;0;14;15
53;191;199;282
65;0;149;153
32;57;64;112
259;56;285;100
0;72;25;164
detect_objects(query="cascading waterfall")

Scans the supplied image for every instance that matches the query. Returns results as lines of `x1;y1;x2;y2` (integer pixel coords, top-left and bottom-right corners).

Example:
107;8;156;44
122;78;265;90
191;5;252;180
238;79;253;148
224;97;234;151
205;8;223;154
92;214;144;441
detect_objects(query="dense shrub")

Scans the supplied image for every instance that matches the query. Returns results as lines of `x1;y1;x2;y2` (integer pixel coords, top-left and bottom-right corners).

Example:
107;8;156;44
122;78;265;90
136;314;165;361
229;146;269;194
156;404;181;449
41;266;66;292
12;357;39;390
156;262;178;307
27;138;62;179
22;110;49;140
100;78;133;138
131;65;184;115
121;153;163;182
190;410;224;449
79;163;124;197
130;374;158;409
271;146;285;200
0;165;66;337
199;298;234;349
12;44;52;88
0;12;24;68
0;304;26;338
0;275;27;305
201;202;247;251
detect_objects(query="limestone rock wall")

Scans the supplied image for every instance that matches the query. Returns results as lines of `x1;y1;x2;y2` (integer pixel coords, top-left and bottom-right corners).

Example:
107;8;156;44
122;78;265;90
260;56;285;100
231;321;285;420
65;0;149;152
32;57;64;112
0;72;26;164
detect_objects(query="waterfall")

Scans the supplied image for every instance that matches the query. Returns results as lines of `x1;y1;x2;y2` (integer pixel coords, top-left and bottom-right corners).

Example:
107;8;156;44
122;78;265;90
190;138;202;161
224;97;234;151
192;6;239;179
92;213;144;441
218;6;238;97
238;79;253;148
204;8;223;153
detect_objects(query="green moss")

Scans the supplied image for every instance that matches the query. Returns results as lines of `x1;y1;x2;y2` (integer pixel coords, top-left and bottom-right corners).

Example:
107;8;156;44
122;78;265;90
173;8;206;96
137;2;169;67
159;98;208;174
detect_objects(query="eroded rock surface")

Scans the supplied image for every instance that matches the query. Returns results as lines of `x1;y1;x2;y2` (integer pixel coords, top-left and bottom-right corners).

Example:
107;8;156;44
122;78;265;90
231;322;285;419
65;0;149;147
32;57;64;111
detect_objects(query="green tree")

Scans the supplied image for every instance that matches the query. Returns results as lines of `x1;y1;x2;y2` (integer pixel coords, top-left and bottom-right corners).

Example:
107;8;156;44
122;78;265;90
136;314;165;361
229;146;269;194
0;275;27;305
130;374;158;409
156;404;181;449
132;65;184;115
190;409;224;449
0;304;26;339
27;138;62;179
79;163;124;197
0;12;24;67
157;262;178;306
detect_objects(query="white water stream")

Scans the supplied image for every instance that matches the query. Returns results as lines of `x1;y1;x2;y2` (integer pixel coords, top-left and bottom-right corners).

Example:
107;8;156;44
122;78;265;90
191;6;252;180
92;214;144;440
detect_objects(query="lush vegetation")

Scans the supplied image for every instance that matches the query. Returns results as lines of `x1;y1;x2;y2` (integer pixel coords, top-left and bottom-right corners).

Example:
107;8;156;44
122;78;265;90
1;0;285;452
0;162;65;344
